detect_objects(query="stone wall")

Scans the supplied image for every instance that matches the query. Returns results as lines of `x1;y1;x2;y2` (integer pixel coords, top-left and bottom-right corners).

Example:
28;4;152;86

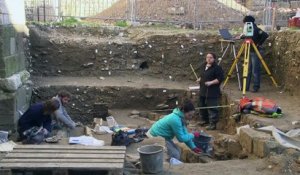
0;0;31;130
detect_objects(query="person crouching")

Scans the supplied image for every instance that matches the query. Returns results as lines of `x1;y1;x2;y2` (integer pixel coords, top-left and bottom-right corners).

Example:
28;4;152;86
147;100;202;161
17;99;60;144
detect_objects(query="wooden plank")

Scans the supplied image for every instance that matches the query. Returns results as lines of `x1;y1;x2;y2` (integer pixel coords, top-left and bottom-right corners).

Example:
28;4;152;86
12;150;126;154
0;162;124;169
4;153;125;159
1;159;124;163
14;145;126;150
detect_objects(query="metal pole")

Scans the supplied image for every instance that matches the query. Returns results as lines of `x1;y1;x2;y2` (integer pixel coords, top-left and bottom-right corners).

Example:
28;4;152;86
43;0;46;22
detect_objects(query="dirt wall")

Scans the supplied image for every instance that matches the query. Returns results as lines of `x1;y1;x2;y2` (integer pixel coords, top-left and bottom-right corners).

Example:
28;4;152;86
267;31;300;96
28;25;238;81
31;85;188;123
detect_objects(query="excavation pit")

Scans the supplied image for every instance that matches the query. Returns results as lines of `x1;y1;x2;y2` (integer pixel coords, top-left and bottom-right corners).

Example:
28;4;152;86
12;25;300;174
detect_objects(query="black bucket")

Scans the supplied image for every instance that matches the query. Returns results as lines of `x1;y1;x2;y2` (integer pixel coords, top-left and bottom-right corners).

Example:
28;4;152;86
193;131;212;153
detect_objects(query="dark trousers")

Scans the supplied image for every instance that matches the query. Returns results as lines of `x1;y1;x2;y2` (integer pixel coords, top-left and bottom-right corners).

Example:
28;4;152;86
199;96;219;124
246;50;262;91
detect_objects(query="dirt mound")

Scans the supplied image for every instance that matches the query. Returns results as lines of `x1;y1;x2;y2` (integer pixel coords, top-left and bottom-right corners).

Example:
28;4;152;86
88;0;245;25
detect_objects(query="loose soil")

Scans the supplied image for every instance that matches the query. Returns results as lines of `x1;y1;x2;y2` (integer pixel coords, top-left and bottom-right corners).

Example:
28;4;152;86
26;26;300;175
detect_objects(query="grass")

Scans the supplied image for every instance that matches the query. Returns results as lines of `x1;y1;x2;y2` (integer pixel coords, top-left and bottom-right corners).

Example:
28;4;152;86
27;17;102;27
115;20;128;27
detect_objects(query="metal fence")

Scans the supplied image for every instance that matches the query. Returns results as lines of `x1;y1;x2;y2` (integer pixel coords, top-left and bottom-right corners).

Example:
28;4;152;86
24;0;299;28
24;0;119;21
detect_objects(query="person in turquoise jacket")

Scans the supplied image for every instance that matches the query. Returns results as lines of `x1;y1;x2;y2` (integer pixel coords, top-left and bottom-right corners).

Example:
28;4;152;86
147;100;201;160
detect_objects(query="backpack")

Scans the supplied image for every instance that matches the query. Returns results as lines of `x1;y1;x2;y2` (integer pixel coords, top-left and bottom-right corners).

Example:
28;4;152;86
252;97;281;114
239;97;281;115
111;130;134;146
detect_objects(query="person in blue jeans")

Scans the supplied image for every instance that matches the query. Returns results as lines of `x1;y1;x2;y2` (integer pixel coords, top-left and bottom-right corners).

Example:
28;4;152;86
147;100;201;160
240;16;269;92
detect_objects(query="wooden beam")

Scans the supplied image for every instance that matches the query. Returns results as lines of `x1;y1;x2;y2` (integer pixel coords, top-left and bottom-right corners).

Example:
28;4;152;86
5;153;125;159
12;150;126;154
1;159;124;163
0;163;124;169
14;145;126;150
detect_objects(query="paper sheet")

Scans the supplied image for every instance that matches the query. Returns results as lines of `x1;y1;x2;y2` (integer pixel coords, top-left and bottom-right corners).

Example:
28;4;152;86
69;136;105;146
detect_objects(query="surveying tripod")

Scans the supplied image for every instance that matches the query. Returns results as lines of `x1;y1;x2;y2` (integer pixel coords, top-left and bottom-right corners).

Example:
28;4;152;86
219;39;241;90
222;38;278;97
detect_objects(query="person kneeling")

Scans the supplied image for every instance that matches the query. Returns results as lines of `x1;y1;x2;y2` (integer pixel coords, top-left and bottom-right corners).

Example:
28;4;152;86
147;100;202;161
17;99;60;144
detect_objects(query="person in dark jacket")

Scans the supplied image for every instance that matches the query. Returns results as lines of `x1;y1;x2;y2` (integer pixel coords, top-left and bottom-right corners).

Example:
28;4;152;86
18;99;60;144
240;15;269;92
197;53;224;130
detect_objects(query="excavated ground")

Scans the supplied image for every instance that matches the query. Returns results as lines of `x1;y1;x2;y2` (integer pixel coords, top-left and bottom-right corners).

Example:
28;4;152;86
25;26;300;175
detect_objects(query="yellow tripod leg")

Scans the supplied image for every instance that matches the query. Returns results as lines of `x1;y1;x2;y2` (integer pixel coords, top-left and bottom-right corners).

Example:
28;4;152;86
251;43;279;87
223;43;245;88
242;43;251;96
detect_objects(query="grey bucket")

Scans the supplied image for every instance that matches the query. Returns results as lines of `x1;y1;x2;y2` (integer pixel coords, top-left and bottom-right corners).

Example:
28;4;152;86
137;145;164;174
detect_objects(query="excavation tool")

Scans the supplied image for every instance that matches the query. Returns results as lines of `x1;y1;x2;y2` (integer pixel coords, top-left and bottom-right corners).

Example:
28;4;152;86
190;64;199;80
218;29;241;90
222;38;278;97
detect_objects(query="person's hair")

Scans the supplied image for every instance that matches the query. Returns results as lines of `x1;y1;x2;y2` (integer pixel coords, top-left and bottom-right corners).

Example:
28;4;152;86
58;90;71;99
207;52;217;60
180;99;195;113
243;15;255;23
43;99;60;114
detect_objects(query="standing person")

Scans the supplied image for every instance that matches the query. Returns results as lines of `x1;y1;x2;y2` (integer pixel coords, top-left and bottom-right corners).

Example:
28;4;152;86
147;100;202;161
197;53;224;130
18;99;60;144
52;90;77;129
239;15;269;92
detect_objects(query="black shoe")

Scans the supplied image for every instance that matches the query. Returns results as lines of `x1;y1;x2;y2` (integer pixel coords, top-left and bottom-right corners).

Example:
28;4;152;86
251;89;259;93
205;123;216;130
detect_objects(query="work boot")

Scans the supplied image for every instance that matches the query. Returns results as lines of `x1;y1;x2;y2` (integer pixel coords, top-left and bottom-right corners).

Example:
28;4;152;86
205;123;216;130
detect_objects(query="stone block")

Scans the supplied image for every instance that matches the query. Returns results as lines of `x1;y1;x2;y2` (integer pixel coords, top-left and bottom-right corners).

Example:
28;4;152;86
0;25;16;57
253;139;285;158
0;70;30;91
0;93;15;115
239;128;272;154
0;84;31;130
0;73;22;91
0;55;19;78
